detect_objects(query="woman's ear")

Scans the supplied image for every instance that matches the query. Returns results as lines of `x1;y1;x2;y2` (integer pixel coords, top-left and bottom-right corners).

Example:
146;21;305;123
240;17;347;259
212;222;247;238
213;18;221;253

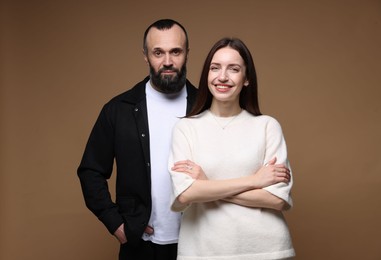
244;80;249;87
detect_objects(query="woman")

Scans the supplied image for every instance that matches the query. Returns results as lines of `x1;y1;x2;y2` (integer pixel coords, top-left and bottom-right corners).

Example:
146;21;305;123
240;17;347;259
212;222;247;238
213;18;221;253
169;38;295;259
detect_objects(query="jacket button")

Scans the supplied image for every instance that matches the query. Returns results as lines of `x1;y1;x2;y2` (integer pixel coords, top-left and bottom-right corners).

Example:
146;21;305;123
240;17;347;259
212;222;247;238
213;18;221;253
141;133;145;137
147;163;150;167
134;108;139;112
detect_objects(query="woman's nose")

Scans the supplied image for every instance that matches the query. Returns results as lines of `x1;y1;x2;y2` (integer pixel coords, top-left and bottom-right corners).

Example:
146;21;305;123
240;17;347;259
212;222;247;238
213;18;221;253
218;70;228;81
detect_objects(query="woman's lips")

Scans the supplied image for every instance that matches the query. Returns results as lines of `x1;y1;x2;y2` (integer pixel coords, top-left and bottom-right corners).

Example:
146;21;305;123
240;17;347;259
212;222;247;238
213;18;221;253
215;84;232;92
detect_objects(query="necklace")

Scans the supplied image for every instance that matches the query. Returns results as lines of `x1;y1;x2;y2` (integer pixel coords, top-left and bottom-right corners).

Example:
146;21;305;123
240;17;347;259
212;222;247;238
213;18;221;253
210;110;242;130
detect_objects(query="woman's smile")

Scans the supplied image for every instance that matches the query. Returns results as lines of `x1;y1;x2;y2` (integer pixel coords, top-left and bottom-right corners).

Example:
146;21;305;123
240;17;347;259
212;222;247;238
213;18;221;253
214;83;233;92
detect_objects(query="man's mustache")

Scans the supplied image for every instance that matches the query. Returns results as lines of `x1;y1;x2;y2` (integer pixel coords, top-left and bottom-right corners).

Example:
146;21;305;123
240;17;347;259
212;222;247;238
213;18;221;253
158;66;179;74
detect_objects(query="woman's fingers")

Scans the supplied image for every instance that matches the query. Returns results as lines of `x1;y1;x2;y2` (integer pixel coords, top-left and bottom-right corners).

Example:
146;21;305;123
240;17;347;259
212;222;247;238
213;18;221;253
265;165;290;183
264;157;276;167
274;167;291;182
172;160;195;172
173;160;194;168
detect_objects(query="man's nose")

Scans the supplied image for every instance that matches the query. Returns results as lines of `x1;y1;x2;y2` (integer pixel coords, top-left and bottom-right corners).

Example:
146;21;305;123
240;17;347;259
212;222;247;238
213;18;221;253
163;53;173;66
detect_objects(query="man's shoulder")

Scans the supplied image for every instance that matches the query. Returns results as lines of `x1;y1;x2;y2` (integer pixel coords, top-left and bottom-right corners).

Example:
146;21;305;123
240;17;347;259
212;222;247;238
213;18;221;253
185;79;197;92
107;77;149;105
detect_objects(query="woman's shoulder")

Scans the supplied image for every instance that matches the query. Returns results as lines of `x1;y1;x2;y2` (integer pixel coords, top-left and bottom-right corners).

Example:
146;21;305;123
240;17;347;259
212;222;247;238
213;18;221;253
243;111;279;124
243;112;284;133
175;111;208;128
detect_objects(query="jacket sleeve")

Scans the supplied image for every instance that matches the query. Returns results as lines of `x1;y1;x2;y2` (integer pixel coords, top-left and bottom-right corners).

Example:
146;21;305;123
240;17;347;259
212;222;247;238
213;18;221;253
77;103;124;235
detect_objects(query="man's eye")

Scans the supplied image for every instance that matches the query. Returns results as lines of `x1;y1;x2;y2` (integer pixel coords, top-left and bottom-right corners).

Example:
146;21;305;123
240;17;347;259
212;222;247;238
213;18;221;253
154;51;162;56
171;50;182;56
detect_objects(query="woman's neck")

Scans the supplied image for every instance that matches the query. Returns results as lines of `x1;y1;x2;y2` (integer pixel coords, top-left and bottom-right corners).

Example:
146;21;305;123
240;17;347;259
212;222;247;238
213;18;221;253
209;101;242;117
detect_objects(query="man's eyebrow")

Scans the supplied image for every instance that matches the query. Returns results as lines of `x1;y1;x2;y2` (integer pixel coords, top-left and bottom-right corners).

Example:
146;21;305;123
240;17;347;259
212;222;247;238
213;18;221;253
151;47;184;52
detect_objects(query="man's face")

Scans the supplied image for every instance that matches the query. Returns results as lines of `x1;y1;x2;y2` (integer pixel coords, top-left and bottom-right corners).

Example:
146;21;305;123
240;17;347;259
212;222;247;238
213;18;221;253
144;24;188;93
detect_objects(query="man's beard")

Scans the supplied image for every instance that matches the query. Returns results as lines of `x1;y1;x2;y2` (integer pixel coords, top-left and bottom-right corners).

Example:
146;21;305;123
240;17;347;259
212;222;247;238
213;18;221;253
149;64;187;94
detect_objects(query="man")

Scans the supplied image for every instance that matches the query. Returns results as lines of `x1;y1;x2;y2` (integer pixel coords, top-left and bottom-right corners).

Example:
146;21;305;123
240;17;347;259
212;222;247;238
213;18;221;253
77;19;197;260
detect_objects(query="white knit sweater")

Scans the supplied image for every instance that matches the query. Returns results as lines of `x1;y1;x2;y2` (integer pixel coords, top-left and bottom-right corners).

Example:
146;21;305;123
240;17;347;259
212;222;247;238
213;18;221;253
169;110;295;260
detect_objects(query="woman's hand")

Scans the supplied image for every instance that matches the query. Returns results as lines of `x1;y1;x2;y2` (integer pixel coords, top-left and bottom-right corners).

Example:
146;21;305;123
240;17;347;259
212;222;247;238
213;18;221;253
171;160;208;180
252;157;291;188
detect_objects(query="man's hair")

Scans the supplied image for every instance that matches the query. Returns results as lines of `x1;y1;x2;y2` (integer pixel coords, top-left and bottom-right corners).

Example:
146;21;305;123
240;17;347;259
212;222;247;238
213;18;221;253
143;19;189;53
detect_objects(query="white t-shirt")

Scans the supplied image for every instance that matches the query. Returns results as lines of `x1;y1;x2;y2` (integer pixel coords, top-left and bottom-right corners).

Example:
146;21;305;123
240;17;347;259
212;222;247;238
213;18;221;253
144;81;187;244
169;110;295;259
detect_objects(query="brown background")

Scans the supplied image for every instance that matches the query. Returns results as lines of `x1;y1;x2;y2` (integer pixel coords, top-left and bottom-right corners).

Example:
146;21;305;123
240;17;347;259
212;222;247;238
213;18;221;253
1;0;380;259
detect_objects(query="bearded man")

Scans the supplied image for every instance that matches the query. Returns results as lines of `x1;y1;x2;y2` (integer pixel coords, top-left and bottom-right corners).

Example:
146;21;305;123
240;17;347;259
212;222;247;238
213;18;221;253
77;19;197;260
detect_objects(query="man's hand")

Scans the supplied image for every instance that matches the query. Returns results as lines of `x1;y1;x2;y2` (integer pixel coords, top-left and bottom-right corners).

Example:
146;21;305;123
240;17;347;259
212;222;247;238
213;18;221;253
114;224;127;244
114;224;154;244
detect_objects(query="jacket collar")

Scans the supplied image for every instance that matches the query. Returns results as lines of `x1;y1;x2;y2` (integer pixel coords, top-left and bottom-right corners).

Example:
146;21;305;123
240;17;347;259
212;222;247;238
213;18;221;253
121;76;197;106
120;76;150;104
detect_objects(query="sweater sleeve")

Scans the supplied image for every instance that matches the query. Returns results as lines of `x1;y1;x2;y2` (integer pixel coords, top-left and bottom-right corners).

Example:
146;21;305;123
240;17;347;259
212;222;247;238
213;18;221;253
168;120;195;212
262;117;294;207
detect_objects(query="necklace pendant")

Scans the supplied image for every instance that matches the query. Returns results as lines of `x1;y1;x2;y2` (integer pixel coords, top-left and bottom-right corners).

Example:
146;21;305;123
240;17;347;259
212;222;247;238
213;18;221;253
210;110;242;130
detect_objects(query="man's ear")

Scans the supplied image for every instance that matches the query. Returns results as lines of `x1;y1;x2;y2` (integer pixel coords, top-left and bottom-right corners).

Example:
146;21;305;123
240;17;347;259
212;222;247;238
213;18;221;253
143;49;148;64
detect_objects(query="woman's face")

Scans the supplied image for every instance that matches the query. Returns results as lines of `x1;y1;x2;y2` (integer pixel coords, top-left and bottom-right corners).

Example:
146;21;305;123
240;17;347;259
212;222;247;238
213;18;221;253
207;47;248;104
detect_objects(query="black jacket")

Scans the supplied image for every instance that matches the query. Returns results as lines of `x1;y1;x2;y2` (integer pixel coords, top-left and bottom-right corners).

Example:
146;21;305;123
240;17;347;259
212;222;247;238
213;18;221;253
77;76;197;246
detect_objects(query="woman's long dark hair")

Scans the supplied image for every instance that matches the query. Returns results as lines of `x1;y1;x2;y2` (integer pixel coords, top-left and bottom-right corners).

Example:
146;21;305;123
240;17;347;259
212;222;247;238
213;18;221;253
187;37;262;117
